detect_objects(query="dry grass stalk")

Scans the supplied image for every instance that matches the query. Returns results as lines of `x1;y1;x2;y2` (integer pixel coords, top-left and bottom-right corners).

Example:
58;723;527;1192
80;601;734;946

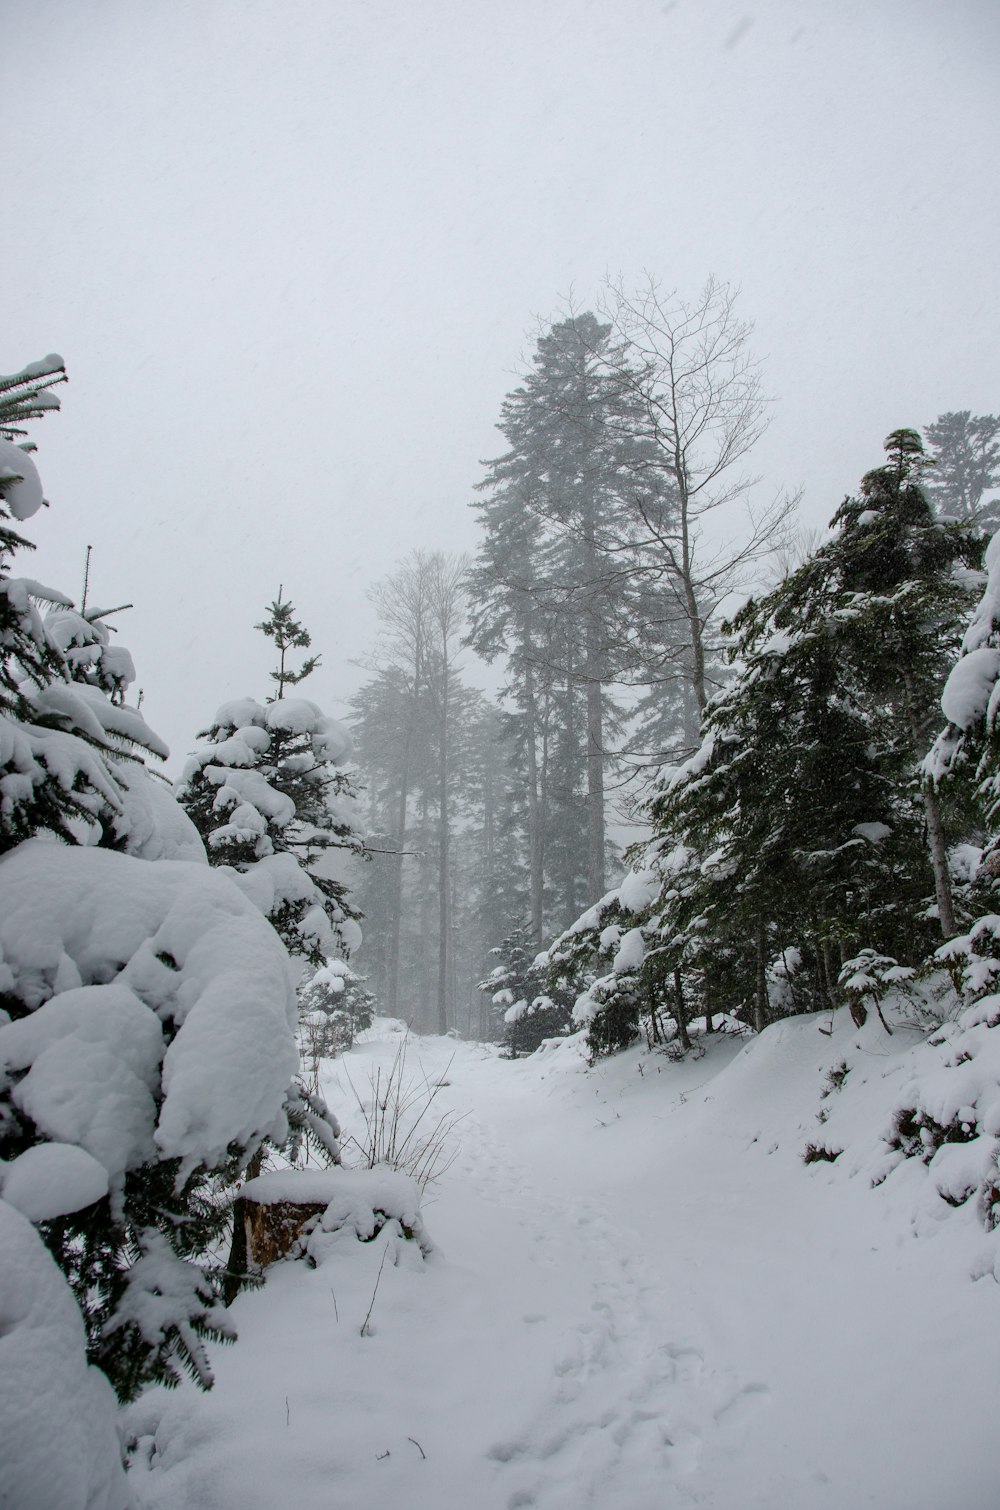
339;1036;464;1193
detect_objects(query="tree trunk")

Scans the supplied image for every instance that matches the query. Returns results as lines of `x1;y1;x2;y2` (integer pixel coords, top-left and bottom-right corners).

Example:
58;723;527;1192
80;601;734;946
820;936;841;1010
223;1145;264;1307
386;747;410;1019
673;967;692;1051
900;666;957;939
676;463;708;717
583;508;606;901
563;663;581;919
417;789;433;1030
437;666;450;1036
923;780;957;938
524;656;544;946
586;669;605;900
754;918;769;1034
538;683;551;935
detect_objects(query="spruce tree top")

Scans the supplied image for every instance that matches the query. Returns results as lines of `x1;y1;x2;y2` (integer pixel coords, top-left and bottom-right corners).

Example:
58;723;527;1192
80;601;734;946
256;589;320;700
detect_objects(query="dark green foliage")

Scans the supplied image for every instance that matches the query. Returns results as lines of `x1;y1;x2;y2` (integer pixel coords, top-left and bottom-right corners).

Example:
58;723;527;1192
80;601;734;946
256;590;321;699
0;353;67;441
38;1155;240;1401
565;431;983;1056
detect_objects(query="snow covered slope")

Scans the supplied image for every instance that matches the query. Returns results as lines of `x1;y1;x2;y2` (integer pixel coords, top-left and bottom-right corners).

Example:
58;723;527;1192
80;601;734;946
125;1014;999;1510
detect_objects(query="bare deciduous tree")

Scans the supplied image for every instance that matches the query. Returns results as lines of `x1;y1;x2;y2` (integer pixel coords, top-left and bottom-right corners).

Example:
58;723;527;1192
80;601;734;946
600;274;797;720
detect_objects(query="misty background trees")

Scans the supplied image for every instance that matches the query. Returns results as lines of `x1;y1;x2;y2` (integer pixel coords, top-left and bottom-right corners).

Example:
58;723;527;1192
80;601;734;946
332;286;1000;1048
9;284;993;1057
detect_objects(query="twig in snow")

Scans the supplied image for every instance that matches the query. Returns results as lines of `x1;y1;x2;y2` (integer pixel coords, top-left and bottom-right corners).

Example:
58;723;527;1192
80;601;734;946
360;1238;391;1336
408;1437;427;1460
330;1287;339;1323
376;1450;390;1461
285;1396;290;1427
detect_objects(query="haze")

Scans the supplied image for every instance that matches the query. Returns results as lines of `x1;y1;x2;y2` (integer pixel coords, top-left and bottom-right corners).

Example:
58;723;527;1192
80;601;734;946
6;0;998;766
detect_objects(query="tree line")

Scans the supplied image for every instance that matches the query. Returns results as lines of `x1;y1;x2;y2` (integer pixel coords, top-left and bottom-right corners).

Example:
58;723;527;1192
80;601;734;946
0;298;996;1494
347;279;999;1048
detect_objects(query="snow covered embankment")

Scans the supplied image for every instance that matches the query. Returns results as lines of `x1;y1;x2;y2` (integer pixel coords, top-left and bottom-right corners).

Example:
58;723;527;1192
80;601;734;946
125;1013;999;1510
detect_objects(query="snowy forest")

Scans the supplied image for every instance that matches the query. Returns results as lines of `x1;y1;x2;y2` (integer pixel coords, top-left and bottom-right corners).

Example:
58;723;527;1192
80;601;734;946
4;5;1000;1507
4;300;1000;1505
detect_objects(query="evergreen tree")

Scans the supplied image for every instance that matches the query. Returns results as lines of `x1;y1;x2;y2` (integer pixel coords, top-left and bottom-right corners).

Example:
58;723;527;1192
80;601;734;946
177;594;364;964
0;375;170;861
352;551;521;1035
469;313;644;929
927;528;1000;887
352;601;526;1036
923;410;1000;530
0;352;67;441
478;924;574;1055
810;429;982;936
0;365;332;1420
553;432;980;1056
298;958;376;1066
258;588;321;698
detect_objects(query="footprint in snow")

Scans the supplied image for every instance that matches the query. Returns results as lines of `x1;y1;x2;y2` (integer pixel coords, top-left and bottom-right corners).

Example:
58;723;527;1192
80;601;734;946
714;1381;772;1434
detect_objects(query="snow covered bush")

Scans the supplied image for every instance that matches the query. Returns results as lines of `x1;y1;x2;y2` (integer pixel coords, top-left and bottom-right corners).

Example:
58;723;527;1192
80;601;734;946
801;979;1000;1277
0;1198;131;1510
298;957;375;1067
0;840;303;1400
541;867;693;1059
478;925;574;1056
177;593;365;964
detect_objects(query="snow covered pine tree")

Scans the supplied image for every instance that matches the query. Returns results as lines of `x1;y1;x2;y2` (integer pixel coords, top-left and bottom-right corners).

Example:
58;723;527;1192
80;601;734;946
177;591;364;966
0;363;334;1508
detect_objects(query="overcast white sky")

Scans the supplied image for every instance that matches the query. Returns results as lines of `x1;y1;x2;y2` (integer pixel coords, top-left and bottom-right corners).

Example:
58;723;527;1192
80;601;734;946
6;0;999;768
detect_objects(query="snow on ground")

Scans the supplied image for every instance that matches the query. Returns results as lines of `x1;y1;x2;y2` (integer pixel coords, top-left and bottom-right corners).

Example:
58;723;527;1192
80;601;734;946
126;1015;999;1510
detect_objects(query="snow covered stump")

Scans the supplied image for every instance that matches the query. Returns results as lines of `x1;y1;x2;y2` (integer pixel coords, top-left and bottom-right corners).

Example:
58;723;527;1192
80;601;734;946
239;1190;329;1270
240;1166;433;1270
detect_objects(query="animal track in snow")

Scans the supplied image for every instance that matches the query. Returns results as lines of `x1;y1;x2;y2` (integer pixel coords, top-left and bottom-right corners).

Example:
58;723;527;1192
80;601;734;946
483;1183;771;1508
462;1100;773;1507
714;1381;772;1433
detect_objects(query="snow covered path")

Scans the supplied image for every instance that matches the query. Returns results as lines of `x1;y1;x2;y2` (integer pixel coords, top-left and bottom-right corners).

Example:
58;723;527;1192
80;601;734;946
127;1020;1000;1510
